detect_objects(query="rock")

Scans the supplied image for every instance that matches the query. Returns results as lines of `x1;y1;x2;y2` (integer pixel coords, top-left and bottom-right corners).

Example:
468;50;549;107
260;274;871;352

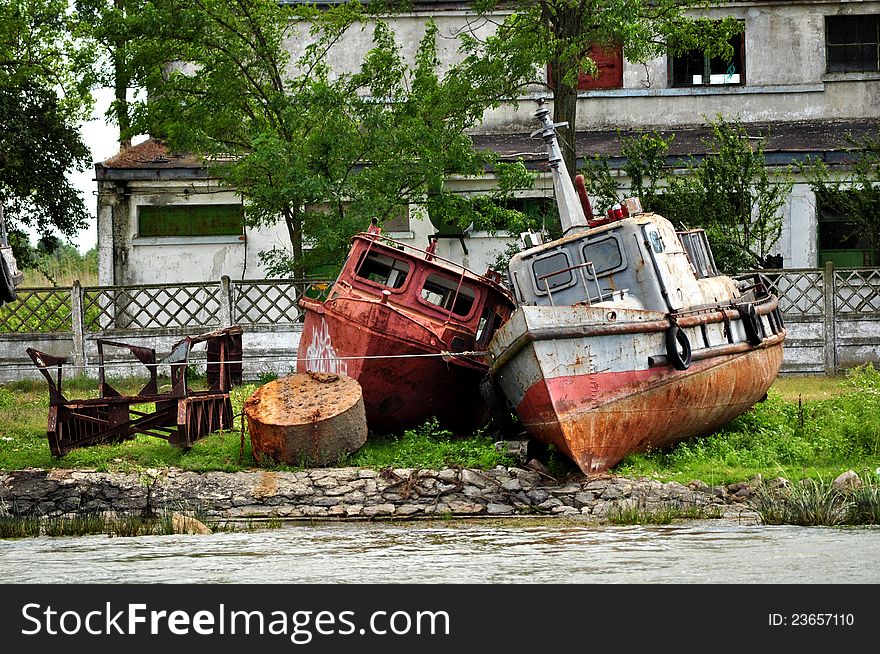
460;469;490;489
833;470;862;492
487;503;514;515
526;459;553;479
171;513;212;535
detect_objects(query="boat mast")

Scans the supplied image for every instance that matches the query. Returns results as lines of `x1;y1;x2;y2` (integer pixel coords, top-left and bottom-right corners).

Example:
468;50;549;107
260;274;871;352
530;100;589;235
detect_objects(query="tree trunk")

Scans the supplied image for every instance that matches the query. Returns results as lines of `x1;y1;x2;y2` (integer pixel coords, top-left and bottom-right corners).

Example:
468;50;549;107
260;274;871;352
549;7;582;183
284;206;305;277
113;0;131;149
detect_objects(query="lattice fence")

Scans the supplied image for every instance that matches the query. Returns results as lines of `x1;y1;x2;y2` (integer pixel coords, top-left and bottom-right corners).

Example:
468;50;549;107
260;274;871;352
231;279;330;326
835;268;880;315
82;282;225;331
0;287;74;333
759;269;825;317
3;268;880;376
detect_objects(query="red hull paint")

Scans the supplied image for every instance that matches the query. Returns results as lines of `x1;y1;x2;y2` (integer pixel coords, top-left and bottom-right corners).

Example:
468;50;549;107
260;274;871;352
516;340;785;473
297;299;489;432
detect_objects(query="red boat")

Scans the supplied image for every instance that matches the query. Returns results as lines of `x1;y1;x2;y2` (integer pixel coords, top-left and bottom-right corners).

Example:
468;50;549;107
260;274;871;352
297;223;516;432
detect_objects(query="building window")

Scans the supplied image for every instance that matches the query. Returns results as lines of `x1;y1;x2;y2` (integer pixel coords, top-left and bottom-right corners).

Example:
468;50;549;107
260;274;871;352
816;189;877;267
547;45;623;90
138;204;243;237
382;205;411;232
670;30;745;87
826;15;880;73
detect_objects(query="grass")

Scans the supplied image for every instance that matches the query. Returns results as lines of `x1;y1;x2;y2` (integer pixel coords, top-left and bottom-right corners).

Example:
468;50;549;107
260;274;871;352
606;500;721;525
614;365;880;486
3;368;880;488
341;418;515;470
0;378;511;473
752;475;880;526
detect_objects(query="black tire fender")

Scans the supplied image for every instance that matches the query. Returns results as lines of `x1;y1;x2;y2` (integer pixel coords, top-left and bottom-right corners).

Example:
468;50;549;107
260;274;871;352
665;324;691;371
738;303;763;346
0;254;16;304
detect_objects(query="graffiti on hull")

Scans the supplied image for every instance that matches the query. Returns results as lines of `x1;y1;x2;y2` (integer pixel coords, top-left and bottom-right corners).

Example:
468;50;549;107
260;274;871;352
305;318;349;375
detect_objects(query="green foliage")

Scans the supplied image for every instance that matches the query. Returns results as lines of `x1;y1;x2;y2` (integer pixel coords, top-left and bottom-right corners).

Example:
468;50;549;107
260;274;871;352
606;500;720;525
123;1;535;276
343;418;515;470
0;0;94;246
802;135;880;266
752;474;880;526
578;116;793;273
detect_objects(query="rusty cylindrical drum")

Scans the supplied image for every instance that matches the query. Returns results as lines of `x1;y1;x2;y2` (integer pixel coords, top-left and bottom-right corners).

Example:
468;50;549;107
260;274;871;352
244;372;367;466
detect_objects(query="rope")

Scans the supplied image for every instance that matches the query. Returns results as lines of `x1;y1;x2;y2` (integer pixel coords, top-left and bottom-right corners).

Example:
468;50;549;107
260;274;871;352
0;351;492;375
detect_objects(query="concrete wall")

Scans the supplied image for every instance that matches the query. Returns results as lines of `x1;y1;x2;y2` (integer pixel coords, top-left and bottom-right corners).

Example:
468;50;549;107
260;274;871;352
289;2;880;132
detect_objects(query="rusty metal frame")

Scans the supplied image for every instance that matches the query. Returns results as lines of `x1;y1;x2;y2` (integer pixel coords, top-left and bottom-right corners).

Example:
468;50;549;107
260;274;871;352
27;325;242;457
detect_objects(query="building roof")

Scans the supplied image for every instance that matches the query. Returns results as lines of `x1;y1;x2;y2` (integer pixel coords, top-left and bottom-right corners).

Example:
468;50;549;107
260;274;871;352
473;118;880;168
95;118;879;181
95;139;208;181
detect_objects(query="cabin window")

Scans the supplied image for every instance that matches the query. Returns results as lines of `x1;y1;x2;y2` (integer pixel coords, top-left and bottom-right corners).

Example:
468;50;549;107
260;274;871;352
355;251;410;288
581;237;624;277
646;229;665;254
476;306;502;345
678;230;720;278
420;274;476;316
532;251;573;292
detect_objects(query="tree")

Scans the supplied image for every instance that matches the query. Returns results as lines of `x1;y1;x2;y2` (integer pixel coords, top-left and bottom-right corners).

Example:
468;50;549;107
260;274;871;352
804;136;880;266
578;116;792;272
127;0;535;276
0;0;94;259
471;0;742;181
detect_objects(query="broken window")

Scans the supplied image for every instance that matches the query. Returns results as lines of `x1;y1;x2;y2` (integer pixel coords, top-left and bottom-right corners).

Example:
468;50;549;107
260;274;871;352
826;15;880;73
420;274;476;316
355;251;410;288
670;28;745;87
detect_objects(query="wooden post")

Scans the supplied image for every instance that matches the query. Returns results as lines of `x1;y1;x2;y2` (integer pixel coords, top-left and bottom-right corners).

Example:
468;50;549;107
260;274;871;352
71;279;87;374
823;261;836;375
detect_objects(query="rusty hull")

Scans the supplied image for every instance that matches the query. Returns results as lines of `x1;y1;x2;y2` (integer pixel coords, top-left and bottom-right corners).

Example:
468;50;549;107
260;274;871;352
519;337;784;473
298;296;491;432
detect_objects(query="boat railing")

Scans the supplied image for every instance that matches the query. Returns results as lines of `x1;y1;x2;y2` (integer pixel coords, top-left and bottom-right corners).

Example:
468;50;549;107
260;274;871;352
538;261;606;307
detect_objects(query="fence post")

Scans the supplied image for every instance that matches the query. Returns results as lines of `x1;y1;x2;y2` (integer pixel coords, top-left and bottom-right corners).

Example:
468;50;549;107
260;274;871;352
823;261;836;375
70;279;87;373
219;275;233;327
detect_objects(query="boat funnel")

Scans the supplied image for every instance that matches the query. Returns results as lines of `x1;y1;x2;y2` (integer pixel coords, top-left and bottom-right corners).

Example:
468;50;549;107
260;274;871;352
530;101;590;234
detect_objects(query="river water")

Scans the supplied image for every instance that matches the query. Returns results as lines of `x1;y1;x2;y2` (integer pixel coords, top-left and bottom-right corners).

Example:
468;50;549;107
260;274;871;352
3;518;879;584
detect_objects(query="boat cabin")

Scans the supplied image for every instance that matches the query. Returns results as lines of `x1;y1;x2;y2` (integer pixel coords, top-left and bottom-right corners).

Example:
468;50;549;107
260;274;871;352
507;208;740;313
329;228;515;353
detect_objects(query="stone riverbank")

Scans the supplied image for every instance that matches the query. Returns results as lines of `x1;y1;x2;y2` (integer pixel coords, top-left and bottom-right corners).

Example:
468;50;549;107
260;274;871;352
0;466;769;522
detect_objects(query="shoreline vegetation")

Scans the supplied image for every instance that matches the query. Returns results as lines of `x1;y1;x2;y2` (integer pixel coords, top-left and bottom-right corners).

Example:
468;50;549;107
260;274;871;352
2;367;880;534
